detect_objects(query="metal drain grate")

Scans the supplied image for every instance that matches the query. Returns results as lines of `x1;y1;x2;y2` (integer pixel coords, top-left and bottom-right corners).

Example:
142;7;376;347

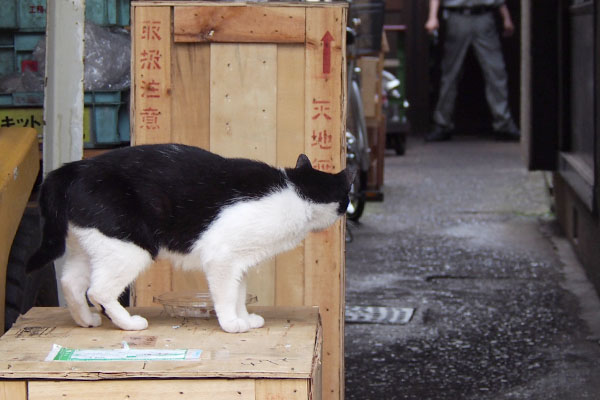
345;306;415;325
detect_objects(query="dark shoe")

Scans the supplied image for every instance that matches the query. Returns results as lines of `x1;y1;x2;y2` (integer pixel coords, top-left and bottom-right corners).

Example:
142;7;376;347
425;125;452;142
494;127;520;141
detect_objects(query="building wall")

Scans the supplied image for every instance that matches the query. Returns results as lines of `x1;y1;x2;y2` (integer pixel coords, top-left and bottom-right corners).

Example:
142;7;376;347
554;173;600;294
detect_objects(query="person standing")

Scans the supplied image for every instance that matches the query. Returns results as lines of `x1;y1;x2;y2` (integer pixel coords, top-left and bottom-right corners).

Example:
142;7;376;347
425;0;520;141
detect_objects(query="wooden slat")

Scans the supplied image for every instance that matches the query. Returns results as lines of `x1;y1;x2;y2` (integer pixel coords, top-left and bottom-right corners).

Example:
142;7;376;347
209;42;278;307
133;1;344;9
132;6;172;145
131;6;174;307
132;260;173;307
304;221;344;400
28;380;255;400
276;44;306;167
304;6;347;400
171;268;209;294
0;307;320;380
209;43;278;161
171;43;211;148
357;57;380;119
174;6;305;43
255;379;309;400
0;381;27;400
275;44;306;307
310;320;324;400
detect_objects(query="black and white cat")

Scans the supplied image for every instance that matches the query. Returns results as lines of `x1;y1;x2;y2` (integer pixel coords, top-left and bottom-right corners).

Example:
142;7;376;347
27;144;354;333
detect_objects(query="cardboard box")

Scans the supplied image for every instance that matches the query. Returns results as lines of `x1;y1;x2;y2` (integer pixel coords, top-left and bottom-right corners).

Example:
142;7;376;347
0;306;322;399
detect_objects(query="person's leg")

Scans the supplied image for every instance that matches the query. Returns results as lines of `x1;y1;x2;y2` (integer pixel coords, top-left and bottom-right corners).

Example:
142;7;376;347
471;13;519;138
431;13;473;132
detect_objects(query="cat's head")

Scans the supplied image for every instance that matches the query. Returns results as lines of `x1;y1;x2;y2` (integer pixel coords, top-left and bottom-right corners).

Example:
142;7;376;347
287;154;357;231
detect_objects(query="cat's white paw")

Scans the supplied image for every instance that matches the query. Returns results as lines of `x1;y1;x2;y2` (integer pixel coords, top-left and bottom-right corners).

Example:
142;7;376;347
247;313;264;329
219;317;251;333
119;315;148;331
87;312;103;327
74;312;102;328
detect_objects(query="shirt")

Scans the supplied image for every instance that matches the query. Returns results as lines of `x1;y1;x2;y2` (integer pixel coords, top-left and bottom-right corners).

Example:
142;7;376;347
442;0;504;7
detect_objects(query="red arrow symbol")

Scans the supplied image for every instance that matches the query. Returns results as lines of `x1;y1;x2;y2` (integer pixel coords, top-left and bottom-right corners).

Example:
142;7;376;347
321;31;334;74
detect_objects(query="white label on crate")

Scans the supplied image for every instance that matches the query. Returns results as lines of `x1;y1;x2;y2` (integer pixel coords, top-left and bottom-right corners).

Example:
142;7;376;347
46;342;202;361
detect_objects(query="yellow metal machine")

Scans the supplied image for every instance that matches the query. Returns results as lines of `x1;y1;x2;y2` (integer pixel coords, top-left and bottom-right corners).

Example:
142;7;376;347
0;127;41;333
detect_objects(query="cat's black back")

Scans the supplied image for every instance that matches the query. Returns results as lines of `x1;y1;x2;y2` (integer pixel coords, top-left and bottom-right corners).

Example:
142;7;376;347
47;144;288;256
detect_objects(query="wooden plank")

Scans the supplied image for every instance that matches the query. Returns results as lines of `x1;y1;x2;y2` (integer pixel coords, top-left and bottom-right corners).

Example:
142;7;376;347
276;44;306;167
135;1;344;9
0;127;39;334
0;307;320;380
28;380;255;400
174;6;305;43
304;221;344;400
255;379;309;400
209;42;278;306
275;43;306;306
171;43;211;148
209;43;278;161
131;5;173;307
304;6;347;400
132;6;172;145
0;381;27;400
357;57;380;119
310;320;323;400
132;260;172;307
275;249;305;307
171;268;209;294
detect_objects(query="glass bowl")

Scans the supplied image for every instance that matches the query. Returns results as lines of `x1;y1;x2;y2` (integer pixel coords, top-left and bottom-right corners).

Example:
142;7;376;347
154;291;257;318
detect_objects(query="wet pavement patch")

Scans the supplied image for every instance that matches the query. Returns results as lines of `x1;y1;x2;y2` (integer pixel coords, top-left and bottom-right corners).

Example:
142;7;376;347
344;139;600;399
345;306;415;325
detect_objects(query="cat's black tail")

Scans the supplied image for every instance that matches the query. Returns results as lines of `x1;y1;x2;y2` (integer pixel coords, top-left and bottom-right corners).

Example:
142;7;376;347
25;165;73;274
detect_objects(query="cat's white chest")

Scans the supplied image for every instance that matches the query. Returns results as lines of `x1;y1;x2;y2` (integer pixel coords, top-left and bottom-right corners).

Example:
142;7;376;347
161;185;319;272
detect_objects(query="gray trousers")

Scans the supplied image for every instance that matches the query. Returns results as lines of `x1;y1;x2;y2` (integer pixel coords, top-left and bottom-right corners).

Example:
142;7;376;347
433;11;517;132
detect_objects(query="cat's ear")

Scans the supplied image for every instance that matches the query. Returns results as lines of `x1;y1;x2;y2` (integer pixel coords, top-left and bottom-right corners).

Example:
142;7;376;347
295;154;312;169
343;164;358;189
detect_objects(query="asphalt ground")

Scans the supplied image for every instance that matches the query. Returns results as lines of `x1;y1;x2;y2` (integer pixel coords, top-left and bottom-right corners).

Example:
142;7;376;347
344;136;600;400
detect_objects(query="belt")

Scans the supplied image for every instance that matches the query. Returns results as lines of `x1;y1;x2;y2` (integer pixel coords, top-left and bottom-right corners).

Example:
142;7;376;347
444;6;496;15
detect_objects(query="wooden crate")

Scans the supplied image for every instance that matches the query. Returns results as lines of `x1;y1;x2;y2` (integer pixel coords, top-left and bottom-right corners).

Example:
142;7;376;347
357;56;383;122
130;2;347;399
366;120;386;194
0;306;321;399
357;55;385;195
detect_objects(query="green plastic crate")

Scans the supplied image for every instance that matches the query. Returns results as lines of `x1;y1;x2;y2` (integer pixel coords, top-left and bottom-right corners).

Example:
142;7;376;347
0;0;130;31
0;1;46;31
0;90;130;148
86;0;130;27
0;32;44;76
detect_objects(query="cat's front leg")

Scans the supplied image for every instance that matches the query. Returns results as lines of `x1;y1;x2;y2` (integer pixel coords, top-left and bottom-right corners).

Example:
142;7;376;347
206;268;251;333
237;274;264;329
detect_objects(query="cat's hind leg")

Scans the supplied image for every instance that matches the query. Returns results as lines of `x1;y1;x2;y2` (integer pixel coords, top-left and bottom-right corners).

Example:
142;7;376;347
61;232;102;328
79;228;153;331
236;274;264;329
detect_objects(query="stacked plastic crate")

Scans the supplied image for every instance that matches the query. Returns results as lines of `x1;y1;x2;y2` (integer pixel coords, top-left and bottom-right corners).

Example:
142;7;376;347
0;0;131;148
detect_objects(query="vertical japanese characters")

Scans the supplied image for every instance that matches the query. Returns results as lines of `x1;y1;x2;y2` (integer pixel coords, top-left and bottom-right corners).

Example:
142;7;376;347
138;19;163;131
307;30;340;173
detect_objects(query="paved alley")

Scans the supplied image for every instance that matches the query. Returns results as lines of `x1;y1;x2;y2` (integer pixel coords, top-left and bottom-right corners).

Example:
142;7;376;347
344;136;600;399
